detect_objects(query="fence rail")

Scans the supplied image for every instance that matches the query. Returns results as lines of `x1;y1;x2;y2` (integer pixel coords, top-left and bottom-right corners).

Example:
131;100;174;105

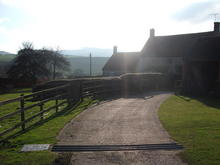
0;78;121;142
0;84;75;142
0;97;22;106
0;73;168;142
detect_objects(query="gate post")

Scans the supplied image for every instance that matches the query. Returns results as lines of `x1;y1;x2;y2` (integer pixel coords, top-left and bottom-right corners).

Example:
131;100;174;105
20;94;25;131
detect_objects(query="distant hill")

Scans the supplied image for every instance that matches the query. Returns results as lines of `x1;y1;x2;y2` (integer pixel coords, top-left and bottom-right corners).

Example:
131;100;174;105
0;54;109;76
0;51;12;55
66;56;109;76
61;47;113;57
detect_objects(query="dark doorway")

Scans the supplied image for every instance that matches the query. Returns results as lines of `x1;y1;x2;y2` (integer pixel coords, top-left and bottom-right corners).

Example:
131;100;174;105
192;61;219;94
202;61;218;92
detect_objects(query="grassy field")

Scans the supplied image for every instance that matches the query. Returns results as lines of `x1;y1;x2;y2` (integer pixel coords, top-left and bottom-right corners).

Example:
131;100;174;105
159;95;220;165
0;91;96;165
67;56;109;76
0;54;16;62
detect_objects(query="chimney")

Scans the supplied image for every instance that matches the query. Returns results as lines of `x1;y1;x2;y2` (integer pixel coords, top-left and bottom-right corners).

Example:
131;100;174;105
150;28;155;37
113;46;117;54
214;22;220;32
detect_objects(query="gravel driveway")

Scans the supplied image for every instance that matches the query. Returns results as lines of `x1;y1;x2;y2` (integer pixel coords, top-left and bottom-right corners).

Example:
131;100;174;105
57;92;187;165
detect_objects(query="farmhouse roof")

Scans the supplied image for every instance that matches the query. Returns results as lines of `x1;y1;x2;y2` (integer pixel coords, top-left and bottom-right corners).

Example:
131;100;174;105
141;30;220;59
189;36;220;61
103;22;220;74
103;52;140;72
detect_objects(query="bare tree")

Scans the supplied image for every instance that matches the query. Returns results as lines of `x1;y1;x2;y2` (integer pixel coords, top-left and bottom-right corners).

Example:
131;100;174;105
47;49;70;80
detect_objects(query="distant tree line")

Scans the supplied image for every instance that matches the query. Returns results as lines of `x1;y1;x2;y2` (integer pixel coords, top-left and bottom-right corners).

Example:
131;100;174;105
7;42;70;85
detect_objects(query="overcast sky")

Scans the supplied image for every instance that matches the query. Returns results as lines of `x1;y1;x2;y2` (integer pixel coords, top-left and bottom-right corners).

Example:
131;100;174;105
0;0;220;53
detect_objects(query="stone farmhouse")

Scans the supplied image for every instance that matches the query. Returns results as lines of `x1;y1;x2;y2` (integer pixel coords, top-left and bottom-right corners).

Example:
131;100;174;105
103;22;220;95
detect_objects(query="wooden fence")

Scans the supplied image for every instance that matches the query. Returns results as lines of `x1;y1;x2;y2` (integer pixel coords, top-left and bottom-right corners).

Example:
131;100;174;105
0;73;170;142
0;78;121;142
81;78;121;98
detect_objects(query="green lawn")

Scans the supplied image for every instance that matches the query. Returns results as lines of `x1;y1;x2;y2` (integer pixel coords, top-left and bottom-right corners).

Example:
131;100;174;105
0;92;30;101
0;92;96;165
159;95;220;165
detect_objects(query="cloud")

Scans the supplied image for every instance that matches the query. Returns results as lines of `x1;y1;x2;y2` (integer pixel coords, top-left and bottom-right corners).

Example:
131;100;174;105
0;17;10;24
0;0;217;53
172;0;220;23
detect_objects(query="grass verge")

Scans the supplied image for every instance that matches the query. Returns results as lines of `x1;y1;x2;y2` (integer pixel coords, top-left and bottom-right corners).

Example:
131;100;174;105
0;92;97;165
159;95;220;165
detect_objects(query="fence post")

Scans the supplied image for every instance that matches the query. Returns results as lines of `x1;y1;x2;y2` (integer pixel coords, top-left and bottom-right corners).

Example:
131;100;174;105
20;94;25;131
55;89;58;113
55;99;58;113
40;95;44;120
40;104;43;120
67;84;71;106
71;83;75;103
80;81;83;101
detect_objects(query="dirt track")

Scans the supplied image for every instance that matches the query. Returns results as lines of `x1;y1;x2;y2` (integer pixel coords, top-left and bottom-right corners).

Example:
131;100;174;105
57;92;187;165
